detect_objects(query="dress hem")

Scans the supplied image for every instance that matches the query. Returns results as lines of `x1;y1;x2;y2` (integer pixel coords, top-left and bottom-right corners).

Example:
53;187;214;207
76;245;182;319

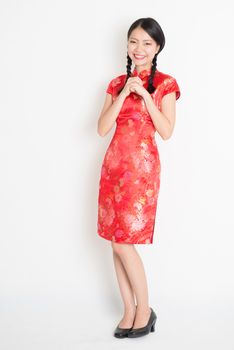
97;231;154;244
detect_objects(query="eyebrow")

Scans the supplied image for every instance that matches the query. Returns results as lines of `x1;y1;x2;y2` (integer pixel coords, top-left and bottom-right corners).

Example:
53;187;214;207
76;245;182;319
129;37;152;42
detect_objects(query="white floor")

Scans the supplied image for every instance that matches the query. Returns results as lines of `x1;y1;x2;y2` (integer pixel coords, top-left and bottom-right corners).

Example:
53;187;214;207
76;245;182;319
0;293;233;350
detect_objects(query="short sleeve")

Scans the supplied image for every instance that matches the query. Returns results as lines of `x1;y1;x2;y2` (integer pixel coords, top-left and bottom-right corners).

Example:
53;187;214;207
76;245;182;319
106;79;114;95
162;77;181;100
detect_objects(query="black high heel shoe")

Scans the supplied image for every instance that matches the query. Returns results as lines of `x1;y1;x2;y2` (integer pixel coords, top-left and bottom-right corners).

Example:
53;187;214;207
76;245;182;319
127;307;157;338
113;324;133;338
113;306;137;338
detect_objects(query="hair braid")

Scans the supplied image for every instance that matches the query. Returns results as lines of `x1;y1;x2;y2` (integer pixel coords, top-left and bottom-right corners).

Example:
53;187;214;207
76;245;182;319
147;54;157;94
117;54;132;95
126;54;132;78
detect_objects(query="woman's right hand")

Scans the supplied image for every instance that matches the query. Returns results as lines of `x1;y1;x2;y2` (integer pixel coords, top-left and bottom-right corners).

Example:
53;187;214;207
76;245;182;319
121;76;143;97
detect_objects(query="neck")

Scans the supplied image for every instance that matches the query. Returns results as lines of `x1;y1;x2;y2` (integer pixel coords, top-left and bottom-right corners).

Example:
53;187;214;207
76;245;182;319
134;65;152;73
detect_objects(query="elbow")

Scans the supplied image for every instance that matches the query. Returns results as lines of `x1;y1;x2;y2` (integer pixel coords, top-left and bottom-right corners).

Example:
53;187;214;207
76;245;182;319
97;122;105;137
98;130;105;137
98;123;111;137
97;127;106;137
162;131;172;141
162;127;174;140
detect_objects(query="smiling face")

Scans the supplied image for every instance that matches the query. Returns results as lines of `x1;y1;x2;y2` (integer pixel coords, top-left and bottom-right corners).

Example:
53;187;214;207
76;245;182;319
127;27;160;71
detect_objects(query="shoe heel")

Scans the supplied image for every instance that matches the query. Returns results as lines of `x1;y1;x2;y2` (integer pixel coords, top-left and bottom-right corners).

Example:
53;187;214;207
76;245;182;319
151;320;156;332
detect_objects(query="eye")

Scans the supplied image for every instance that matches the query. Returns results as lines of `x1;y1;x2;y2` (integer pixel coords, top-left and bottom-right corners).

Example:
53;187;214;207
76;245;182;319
129;41;151;45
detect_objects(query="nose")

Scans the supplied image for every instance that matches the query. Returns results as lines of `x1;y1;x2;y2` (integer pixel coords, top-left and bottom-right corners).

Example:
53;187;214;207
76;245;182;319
135;43;144;52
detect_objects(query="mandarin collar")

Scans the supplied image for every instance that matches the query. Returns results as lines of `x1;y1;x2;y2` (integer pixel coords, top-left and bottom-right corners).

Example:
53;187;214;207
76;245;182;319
131;67;152;79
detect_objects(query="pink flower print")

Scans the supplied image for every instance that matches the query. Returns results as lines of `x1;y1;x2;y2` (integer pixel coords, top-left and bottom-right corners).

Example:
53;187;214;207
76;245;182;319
142;159;153;173
131;112;141;120
115;193;122;202
105;197;112;206
99;206;107;218
140;141;148;150
124;213;135;225
107;154;120;169
138;197;146;205
119;178;125;187
147;153;155;161
148;197;155;205
130;213;147;232
146;189;154;197
106;148;113;160
105;207;115;226
131;153;141;169
115;229;124;238
114;185;120;193
133;201;143;211
156;164;161;174
123;171;132;181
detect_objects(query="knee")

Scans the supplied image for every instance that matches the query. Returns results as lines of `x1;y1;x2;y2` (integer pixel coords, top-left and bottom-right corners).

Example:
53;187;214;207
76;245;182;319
111;241;134;255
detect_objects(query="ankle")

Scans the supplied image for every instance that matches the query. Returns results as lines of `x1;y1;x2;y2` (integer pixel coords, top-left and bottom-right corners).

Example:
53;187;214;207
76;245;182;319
136;305;151;313
123;305;136;315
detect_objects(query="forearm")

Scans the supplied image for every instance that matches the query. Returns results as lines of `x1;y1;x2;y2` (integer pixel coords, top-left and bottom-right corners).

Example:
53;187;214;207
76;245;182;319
98;92;127;136
142;91;171;140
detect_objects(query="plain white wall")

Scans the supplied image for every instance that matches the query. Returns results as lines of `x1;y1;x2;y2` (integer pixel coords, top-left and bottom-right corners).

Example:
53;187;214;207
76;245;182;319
0;0;233;348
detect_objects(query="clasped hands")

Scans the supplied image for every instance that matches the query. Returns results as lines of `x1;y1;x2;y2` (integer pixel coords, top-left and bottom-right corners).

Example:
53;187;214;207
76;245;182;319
123;76;148;98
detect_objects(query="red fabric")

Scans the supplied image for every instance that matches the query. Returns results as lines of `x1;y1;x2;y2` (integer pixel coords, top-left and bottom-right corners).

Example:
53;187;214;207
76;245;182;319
97;68;180;244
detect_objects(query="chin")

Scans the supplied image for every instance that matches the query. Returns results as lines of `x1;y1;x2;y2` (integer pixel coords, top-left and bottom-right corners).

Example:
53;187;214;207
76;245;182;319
133;60;147;65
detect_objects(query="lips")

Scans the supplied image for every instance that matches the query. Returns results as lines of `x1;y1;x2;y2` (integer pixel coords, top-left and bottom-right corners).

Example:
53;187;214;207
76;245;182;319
134;54;146;60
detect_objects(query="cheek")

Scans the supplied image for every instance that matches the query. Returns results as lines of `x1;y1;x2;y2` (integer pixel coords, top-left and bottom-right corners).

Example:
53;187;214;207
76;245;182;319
145;47;155;55
128;44;136;52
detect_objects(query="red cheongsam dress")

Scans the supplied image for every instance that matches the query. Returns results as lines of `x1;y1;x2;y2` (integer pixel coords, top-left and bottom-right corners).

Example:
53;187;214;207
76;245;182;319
97;67;181;244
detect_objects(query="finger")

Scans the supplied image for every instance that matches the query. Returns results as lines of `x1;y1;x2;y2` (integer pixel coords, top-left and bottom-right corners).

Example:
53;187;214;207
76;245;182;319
137;77;143;85
128;77;142;83
129;80;141;87
130;82;141;89
130;77;143;85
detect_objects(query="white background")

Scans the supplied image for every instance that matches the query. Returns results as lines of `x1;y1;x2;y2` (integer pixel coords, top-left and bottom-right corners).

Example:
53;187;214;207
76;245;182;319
0;0;234;349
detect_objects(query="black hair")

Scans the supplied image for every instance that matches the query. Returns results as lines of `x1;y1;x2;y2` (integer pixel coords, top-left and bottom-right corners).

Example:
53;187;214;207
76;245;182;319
118;17;165;95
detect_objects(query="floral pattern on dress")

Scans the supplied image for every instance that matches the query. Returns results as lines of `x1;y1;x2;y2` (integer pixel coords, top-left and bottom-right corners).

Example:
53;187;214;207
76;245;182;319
97;67;180;244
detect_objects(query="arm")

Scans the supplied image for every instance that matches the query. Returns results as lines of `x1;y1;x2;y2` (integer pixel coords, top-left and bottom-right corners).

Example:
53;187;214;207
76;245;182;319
97;91;128;137
142;91;177;140
97;75;142;137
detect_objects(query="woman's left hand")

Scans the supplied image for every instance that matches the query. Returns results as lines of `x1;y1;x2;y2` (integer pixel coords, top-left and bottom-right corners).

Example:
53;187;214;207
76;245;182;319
129;81;148;98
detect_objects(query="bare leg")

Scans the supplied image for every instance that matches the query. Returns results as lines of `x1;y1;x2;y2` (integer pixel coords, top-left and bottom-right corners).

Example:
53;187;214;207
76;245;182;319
112;250;136;327
111;242;151;328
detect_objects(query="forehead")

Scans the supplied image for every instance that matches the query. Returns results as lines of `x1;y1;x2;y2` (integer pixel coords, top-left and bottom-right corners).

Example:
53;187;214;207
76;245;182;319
129;27;152;41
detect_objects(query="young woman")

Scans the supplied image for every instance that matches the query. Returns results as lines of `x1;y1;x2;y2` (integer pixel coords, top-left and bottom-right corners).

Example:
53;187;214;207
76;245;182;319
97;17;181;338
